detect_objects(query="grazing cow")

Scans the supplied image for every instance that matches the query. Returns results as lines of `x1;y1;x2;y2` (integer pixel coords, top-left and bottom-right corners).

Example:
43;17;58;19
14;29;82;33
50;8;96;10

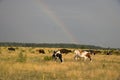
60;49;72;54
37;49;45;54
74;49;92;62
8;47;15;51
86;50;96;55
106;50;112;55
52;50;63;62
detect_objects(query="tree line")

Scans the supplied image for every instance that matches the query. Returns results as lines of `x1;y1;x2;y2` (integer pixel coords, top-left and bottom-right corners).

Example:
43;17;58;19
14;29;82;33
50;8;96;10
0;42;104;49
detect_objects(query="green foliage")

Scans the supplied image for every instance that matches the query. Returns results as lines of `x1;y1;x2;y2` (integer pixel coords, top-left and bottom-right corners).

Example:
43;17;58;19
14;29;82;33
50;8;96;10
44;56;52;61
113;51;120;55
16;52;27;62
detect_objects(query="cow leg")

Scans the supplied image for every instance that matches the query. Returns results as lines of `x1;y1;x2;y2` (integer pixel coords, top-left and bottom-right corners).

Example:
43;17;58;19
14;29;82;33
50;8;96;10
52;53;57;61
52;57;57;61
58;54;63;62
59;58;63;62
74;55;77;60
88;55;92;61
83;56;87;61
85;53;92;62
74;54;80;61
87;55;92;62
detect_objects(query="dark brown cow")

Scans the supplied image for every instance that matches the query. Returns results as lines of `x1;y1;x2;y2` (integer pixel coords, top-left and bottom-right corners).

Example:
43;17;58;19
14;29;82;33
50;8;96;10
60;49;72;54
86;50;101;55
37;49;45;54
87;50;97;55
106;50;112;55
8;47;15;51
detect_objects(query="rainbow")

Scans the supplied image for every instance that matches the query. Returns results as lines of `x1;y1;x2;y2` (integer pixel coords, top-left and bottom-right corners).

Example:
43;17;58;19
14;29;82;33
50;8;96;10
35;0;78;44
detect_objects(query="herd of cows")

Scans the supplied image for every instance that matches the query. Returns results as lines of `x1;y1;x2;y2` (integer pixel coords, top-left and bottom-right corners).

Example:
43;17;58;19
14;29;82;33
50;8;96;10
6;47;114;63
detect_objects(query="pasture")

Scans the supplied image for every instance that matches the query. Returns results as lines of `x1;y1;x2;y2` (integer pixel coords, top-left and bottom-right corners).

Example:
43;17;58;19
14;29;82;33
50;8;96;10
0;47;120;80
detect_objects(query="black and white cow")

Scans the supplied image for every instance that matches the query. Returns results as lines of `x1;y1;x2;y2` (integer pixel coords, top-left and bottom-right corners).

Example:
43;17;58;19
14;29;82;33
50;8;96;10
52;50;63;62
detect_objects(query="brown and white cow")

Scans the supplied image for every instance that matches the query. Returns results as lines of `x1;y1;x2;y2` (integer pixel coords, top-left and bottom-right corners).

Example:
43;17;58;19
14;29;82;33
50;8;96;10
74;49;92;62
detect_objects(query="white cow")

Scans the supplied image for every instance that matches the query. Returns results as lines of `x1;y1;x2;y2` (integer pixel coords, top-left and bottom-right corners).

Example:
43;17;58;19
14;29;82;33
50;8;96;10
74;49;92;62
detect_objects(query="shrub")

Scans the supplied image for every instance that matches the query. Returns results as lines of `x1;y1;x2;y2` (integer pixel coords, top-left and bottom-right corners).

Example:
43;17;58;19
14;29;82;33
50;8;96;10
114;51;120;55
44;56;52;61
16;52;27;62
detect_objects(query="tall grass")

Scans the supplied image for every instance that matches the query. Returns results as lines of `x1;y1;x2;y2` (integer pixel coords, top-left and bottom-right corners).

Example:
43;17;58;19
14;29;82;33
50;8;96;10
0;47;120;80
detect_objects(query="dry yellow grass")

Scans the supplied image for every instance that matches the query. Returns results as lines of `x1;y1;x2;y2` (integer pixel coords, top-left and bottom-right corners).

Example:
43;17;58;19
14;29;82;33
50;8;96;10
0;47;120;80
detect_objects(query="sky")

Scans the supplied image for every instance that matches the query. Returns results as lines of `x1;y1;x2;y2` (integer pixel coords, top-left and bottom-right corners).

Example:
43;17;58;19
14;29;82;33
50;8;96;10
0;0;120;48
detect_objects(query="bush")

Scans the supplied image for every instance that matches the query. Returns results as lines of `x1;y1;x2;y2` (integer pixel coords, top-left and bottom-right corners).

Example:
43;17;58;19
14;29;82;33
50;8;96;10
114;51;120;55
44;56;52;61
16;52;27;62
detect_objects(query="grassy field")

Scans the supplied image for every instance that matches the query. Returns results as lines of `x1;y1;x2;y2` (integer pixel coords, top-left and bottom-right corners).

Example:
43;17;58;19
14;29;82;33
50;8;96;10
0;47;120;80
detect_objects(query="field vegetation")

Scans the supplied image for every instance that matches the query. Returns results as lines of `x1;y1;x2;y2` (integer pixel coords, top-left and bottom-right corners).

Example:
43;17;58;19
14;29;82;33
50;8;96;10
0;47;120;80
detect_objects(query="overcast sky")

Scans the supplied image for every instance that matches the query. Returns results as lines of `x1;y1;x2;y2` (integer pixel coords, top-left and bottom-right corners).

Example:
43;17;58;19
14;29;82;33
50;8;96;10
0;0;120;48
